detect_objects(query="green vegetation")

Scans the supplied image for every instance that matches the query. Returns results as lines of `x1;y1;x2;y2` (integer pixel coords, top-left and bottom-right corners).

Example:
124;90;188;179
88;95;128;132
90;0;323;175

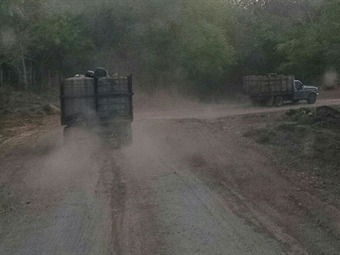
0;0;339;96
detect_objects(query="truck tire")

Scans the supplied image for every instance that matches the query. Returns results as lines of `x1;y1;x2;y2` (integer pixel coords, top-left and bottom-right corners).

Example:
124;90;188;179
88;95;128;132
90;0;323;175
250;98;258;106
250;97;260;106
259;99;268;106
265;96;274;107
273;96;284;107
307;93;317;104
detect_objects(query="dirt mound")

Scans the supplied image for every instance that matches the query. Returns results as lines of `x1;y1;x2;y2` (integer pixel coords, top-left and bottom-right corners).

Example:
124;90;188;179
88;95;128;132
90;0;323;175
314;106;340;128
244;106;340;206
285;106;340;130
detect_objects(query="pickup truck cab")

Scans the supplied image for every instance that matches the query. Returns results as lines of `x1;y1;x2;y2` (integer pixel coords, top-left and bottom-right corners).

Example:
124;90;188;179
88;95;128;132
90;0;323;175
293;80;319;104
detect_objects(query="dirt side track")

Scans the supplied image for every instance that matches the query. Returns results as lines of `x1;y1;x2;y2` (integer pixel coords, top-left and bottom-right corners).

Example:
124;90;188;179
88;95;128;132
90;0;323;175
0;98;340;255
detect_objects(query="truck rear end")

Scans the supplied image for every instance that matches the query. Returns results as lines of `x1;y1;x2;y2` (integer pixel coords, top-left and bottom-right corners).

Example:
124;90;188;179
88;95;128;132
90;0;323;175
60;69;133;147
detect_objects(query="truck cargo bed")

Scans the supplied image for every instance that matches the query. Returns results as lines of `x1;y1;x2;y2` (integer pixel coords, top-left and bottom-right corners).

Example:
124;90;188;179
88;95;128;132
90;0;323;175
60;72;133;147
60;75;133;126
243;75;295;96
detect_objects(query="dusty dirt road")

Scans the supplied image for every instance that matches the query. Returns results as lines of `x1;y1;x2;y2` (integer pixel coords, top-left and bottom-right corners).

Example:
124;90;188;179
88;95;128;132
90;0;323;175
1;97;340;255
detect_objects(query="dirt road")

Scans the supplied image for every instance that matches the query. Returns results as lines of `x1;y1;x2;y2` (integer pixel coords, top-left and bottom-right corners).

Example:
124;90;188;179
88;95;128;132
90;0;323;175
1;98;340;254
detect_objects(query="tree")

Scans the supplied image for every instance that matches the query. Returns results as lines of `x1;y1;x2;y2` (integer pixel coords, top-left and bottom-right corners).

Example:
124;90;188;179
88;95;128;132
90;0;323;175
278;0;340;81
30;14;93;76
0;0;46;88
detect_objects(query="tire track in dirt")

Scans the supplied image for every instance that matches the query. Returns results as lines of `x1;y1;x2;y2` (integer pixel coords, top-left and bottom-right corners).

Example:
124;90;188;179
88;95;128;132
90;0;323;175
153;115;340;255
1;98;339;255
112;120;289;255
179;121;309;255
0;132;114;255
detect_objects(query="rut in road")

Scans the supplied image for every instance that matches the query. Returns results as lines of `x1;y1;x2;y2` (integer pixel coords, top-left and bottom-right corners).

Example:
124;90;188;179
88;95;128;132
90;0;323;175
112;112;340;255
0;131;115;255
113;120;291;255
1;100;340;255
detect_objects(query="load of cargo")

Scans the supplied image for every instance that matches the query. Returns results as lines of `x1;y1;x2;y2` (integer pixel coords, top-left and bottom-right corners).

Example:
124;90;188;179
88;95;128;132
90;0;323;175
60;67;133;147
243;74;319;107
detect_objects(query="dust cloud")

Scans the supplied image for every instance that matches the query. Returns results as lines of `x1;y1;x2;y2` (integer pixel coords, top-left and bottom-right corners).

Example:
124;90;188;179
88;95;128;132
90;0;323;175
0;128;114;255
118;93;220;175
24;128;104;193
323;70;339;89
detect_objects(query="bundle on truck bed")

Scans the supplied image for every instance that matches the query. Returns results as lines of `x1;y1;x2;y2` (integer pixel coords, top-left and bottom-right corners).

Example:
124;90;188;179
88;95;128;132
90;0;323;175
243;74;318;107
60;68;133;147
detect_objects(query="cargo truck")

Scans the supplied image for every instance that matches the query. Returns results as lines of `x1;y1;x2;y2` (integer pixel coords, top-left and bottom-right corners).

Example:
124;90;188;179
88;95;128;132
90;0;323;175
60;68;133;147
243;74;319;107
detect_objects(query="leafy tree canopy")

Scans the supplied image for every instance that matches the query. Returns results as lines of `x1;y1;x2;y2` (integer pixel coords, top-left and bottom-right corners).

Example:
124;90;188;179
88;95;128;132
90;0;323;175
1;0;339;94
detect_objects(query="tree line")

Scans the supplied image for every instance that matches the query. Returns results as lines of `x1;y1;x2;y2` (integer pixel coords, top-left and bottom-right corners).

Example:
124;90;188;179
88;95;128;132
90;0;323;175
0;0;339;95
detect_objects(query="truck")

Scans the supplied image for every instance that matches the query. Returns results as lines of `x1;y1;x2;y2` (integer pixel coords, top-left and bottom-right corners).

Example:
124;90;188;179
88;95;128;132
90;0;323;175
60;67;133;147
243;74;319;107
